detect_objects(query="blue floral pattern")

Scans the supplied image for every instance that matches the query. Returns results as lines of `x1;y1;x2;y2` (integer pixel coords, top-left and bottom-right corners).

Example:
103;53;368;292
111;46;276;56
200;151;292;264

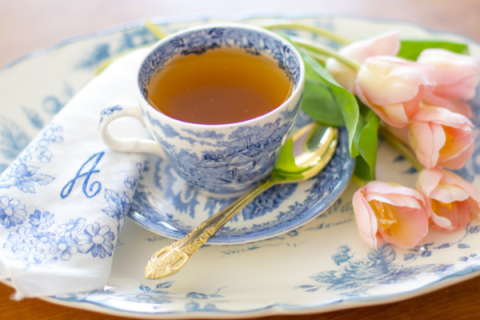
298;244;451;294
0;118;30;160
1;185;134;266
129;127;352;244
76;222;115;259
150;117;293;194
78;28;157;69
102;188;131;236
0;123;63;193
0;196;27;228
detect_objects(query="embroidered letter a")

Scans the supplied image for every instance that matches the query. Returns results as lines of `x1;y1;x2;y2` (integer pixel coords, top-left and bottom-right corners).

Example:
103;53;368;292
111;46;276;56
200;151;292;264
61;152;104;198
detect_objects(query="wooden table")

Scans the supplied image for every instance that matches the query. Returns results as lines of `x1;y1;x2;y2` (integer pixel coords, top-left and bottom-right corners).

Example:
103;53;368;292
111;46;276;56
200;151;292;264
1;0;480;319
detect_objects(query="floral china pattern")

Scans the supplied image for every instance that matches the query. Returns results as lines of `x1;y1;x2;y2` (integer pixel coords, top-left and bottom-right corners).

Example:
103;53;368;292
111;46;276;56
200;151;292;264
143;111;295;194
131;25;305;195
129;125;353;244
1;16;480;318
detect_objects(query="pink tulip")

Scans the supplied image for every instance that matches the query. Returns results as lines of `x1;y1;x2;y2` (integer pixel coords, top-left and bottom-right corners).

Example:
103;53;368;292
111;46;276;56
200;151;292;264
326;30;400;93
416;168;480;232
409;105;474;169
352;181;428;249
356;56;435;128
418;49;480;118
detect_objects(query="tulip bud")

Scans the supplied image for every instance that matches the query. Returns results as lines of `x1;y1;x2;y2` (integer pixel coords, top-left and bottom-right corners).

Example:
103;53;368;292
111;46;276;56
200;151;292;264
416;168;480;232
353;181;428;248
356;56;435;128
418;49;480;117
409;106;474;169
326;30;400;94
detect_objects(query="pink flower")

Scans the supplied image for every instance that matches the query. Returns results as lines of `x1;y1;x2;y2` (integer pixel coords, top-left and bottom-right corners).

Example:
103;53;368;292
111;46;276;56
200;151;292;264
418;49;480;117
326;30;400;94
352;181;428;249
416;168;480;232
409;105;474;169
356;56;435;128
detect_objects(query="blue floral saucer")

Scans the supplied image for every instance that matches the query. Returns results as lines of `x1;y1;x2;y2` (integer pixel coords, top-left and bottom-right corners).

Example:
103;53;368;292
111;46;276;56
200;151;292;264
128;114;354;244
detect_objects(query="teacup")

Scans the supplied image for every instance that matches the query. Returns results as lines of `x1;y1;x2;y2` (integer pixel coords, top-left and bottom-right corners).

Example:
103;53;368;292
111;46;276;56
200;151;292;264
100;24;305;197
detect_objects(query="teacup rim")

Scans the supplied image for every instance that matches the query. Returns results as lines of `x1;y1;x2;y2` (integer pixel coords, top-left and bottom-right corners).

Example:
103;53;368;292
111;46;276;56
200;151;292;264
135;22;305;128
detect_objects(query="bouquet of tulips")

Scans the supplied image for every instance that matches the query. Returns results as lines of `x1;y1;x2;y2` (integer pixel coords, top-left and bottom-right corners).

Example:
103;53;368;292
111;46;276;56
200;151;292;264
262;24;480;250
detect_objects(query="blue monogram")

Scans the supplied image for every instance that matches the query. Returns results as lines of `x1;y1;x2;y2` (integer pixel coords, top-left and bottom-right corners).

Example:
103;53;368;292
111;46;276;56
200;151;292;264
61;152;104;198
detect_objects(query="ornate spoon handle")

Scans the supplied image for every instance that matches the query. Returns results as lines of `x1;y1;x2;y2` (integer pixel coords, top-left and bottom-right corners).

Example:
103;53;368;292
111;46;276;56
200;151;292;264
144;179;276;279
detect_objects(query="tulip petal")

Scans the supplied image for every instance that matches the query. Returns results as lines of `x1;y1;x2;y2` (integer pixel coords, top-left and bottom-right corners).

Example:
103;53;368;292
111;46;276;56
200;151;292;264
379;103;409;128
424;93;474;118
326;30;401;94
439;129;473;159
411;105;473;129
430;183;470;203
378;206;429;249
325;59;357;93
356;87;409;128
353;189;379;248
466;198;480;221
418;49;480;100
357;57;432;106
366;192;423;209
430;200;470;232
439;138;474;170
409;122;444;169
435;74;480;100
417;168;480;233
450;99;473;118
416;168;443;198
364;181;425;203
340;30;401;62
441;170;480;203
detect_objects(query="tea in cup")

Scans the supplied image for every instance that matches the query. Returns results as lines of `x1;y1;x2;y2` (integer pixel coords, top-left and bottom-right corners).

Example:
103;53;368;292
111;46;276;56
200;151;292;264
100;24;305;196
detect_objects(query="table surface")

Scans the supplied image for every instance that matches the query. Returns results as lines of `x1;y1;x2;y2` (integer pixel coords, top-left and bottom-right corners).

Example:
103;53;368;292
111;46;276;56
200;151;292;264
1;0;480;319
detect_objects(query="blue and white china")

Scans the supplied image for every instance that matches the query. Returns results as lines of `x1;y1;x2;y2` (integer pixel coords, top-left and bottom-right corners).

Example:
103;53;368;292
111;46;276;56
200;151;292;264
1;15;480;319
129;123;352;244
100;24;305;197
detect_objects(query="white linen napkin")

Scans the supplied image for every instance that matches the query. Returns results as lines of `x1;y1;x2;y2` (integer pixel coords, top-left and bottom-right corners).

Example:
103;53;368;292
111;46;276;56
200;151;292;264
0;48;151;299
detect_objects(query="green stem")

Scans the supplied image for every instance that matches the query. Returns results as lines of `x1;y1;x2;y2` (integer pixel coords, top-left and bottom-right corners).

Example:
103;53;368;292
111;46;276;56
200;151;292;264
351;175;368;188
263;23;351;45
378;127;424;172
302;49;328;65
145;19;168;39
292;37;361;72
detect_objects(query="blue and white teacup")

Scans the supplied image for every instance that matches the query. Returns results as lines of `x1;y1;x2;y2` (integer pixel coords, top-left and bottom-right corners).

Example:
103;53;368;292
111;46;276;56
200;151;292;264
100;24;305;197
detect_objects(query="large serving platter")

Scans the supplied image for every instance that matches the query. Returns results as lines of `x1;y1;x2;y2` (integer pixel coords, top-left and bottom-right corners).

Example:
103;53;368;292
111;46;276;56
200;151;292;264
1;14;480;318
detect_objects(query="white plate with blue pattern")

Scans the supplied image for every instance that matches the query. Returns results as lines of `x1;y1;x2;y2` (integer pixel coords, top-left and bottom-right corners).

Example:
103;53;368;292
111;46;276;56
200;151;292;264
2;14;480;319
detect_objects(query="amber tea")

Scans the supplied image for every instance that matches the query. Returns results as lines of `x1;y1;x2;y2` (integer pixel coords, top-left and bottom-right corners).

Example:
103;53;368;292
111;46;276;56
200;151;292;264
146;49;293;124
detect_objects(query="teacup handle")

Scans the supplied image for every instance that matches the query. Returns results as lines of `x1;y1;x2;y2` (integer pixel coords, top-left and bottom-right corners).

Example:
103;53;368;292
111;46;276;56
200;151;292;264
100;104;165;157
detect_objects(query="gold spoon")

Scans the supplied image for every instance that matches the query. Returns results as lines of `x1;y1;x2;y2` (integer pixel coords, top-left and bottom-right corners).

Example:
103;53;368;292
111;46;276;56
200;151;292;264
144;122;338;279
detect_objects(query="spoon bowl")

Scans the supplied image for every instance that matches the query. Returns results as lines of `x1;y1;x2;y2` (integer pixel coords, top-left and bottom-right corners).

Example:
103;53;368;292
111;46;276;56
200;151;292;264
145;122;338;279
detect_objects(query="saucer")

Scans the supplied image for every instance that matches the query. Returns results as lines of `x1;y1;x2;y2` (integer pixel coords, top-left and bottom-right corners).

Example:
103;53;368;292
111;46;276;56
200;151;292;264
128;117;354;244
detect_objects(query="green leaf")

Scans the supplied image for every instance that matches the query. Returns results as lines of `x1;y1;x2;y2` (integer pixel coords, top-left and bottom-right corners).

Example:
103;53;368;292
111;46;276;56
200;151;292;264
299;51;360;157
274;137;302;173
353;110;381;180
398;40;469;61
302;81;345;127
